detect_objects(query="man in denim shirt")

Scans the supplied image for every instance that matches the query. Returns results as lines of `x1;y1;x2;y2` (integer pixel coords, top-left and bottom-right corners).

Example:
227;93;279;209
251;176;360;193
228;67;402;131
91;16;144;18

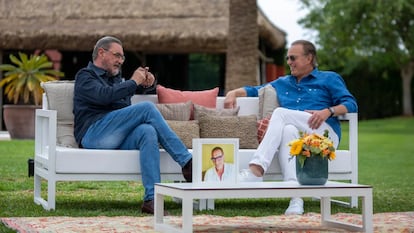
224;40;358;215
73;36;192;214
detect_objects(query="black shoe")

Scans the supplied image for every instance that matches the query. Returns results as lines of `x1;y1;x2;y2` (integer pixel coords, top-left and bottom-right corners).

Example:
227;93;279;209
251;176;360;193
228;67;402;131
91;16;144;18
141;200;169;215
141;200;155;214
182;158;192;182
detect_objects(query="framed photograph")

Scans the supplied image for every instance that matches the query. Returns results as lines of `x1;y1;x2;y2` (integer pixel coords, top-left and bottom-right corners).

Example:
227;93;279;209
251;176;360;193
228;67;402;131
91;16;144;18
192;138;239;184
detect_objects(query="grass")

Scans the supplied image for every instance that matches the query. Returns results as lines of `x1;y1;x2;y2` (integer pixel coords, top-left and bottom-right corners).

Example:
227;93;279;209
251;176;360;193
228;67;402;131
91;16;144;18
0;117;413;230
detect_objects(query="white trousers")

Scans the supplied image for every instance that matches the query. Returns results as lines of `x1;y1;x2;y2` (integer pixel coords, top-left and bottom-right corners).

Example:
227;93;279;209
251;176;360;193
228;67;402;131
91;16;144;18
250;107;339;181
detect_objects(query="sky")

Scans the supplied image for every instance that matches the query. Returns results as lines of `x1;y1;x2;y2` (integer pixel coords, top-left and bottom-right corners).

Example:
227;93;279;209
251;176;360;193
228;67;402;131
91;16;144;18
257;0;315;46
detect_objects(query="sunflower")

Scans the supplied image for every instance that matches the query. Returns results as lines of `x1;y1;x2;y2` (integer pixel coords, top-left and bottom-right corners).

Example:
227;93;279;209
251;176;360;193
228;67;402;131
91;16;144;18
289;140;303;155
288;130;336;168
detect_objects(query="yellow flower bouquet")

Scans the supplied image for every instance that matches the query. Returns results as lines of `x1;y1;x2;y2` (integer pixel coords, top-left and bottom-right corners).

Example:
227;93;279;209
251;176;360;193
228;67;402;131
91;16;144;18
288;130;336;168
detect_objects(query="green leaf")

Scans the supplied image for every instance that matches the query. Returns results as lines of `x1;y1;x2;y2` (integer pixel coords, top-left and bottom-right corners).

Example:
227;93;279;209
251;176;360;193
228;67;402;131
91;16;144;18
0;52;64;105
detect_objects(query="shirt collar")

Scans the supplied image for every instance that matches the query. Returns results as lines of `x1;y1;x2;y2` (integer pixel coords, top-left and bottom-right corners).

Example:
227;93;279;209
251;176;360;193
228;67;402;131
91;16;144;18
309;68;319;78
87;61;113;78
289;68;319;82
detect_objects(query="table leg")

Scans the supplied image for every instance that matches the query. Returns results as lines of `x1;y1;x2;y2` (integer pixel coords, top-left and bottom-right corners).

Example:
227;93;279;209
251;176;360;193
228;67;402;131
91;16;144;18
154;192;164;224
320;196;331;223
182;197;193;233
362;192;373;232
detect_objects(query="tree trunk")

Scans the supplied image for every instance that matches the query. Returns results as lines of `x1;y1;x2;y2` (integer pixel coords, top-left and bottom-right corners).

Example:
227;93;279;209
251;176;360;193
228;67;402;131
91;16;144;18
225;0;258;93
401;61;413;116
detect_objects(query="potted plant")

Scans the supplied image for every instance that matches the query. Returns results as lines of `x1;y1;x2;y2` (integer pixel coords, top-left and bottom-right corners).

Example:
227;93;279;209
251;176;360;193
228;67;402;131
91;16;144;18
288;130;336;185
0;52;64;139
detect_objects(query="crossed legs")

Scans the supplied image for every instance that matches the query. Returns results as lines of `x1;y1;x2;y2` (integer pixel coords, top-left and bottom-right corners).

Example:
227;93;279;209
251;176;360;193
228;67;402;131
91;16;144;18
249;107;339;214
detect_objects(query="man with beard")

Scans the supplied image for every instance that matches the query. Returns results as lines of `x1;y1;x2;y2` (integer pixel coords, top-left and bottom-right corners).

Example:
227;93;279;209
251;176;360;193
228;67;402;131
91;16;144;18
73;36;193;214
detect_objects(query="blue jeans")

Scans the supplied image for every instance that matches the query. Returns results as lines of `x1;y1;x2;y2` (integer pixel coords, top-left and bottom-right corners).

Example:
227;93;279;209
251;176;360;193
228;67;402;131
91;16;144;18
81;101;192;201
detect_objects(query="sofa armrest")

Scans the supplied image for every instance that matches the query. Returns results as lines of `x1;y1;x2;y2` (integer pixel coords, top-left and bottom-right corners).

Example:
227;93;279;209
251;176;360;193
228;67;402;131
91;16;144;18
216;97;259;117
338;113;358;162
35;109;57;171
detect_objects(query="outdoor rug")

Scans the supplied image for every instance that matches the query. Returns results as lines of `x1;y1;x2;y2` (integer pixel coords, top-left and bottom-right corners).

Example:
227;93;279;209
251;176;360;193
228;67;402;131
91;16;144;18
2;212;413;233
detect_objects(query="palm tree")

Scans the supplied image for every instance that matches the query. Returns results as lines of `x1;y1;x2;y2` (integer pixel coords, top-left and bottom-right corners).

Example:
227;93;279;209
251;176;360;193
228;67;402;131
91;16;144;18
225;0;259;93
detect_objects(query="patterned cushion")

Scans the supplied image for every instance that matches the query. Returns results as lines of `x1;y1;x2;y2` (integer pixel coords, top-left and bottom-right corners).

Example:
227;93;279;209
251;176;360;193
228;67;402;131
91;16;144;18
156;101;192;121
257;116;271;143
198;113;258;149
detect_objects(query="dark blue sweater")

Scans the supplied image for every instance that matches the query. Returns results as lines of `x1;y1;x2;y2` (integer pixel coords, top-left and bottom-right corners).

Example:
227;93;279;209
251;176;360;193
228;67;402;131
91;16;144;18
73;62;147;146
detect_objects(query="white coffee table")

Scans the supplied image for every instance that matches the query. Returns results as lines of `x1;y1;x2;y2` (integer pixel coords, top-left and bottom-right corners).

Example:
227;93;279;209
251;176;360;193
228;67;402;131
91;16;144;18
154;181;373;233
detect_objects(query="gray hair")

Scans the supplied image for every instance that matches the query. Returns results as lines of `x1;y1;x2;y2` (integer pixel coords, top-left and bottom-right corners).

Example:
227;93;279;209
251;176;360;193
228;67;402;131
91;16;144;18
92;36;122;61
291;40;318;68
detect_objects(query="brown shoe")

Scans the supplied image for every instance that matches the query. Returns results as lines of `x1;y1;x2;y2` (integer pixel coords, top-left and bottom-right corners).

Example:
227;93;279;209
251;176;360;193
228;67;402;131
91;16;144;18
141;200;169;215
182;158;192;182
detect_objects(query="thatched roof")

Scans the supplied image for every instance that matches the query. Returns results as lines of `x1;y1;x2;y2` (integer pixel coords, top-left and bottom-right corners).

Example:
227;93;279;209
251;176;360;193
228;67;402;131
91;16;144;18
0;0;286;53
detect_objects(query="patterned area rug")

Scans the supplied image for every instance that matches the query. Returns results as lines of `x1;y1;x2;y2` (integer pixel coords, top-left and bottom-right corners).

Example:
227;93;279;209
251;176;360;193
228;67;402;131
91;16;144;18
2;212;413;233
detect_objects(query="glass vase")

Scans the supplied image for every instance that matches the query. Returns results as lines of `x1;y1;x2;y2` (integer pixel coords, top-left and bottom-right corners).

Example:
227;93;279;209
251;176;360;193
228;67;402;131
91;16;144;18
296;155;328;185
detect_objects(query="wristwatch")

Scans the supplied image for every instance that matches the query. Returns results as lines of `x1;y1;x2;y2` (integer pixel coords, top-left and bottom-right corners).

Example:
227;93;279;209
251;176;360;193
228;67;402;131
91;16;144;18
328;107;335;117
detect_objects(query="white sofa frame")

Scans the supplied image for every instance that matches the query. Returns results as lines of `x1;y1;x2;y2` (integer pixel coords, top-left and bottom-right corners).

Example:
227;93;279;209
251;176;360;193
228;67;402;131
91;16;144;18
34;94;358;211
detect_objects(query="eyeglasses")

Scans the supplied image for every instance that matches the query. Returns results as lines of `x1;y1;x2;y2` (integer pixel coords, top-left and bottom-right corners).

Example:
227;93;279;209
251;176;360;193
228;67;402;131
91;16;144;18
211;155;223;161
102;48;125;61
285;55;299;62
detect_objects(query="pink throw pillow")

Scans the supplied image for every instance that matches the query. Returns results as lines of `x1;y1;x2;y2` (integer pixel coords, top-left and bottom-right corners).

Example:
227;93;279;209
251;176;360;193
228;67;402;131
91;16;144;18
156;85;219;119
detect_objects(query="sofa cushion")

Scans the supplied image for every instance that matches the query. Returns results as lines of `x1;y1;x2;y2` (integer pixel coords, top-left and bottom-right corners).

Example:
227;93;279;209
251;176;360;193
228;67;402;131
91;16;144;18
166;120;199;148
156;85;219;119
193;103;240;120
41;81;78;148
41;80;74;123
156;101;192;121
257;116;271;143
156;85;219;108
258;84;279;119
198;113;259;149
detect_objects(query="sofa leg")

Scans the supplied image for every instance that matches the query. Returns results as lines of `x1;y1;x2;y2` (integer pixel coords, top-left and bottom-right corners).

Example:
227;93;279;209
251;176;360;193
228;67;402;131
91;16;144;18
47;178;56;210
207;199;215;210
33;171;56;210
33;172;42;205
196;199;215;210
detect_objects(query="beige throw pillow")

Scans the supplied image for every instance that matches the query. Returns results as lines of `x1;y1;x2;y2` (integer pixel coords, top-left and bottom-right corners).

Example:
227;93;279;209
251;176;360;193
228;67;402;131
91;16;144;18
156;101;192;121
41;80;75;123
258;84;279;119
193;104;240;120
198;113;258;149
165;120;199;148
41;80;78;148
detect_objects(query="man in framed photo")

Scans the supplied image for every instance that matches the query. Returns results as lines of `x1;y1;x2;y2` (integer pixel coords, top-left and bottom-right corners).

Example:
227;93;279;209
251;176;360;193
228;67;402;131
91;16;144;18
204;146;235;182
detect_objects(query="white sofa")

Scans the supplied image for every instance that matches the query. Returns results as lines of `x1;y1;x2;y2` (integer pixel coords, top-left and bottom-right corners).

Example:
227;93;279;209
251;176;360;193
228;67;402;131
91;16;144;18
34;82;358;211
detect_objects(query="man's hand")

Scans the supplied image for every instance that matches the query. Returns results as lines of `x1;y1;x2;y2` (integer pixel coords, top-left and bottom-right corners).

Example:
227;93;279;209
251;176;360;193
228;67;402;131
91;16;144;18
130;67;155;87
224;92;237;109
131;67;147;85
142;70;155;87
305;109;331;129
224;88;247;109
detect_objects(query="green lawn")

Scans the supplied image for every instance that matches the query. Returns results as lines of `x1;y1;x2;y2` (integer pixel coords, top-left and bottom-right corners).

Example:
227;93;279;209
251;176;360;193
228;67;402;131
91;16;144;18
1;117;413;229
